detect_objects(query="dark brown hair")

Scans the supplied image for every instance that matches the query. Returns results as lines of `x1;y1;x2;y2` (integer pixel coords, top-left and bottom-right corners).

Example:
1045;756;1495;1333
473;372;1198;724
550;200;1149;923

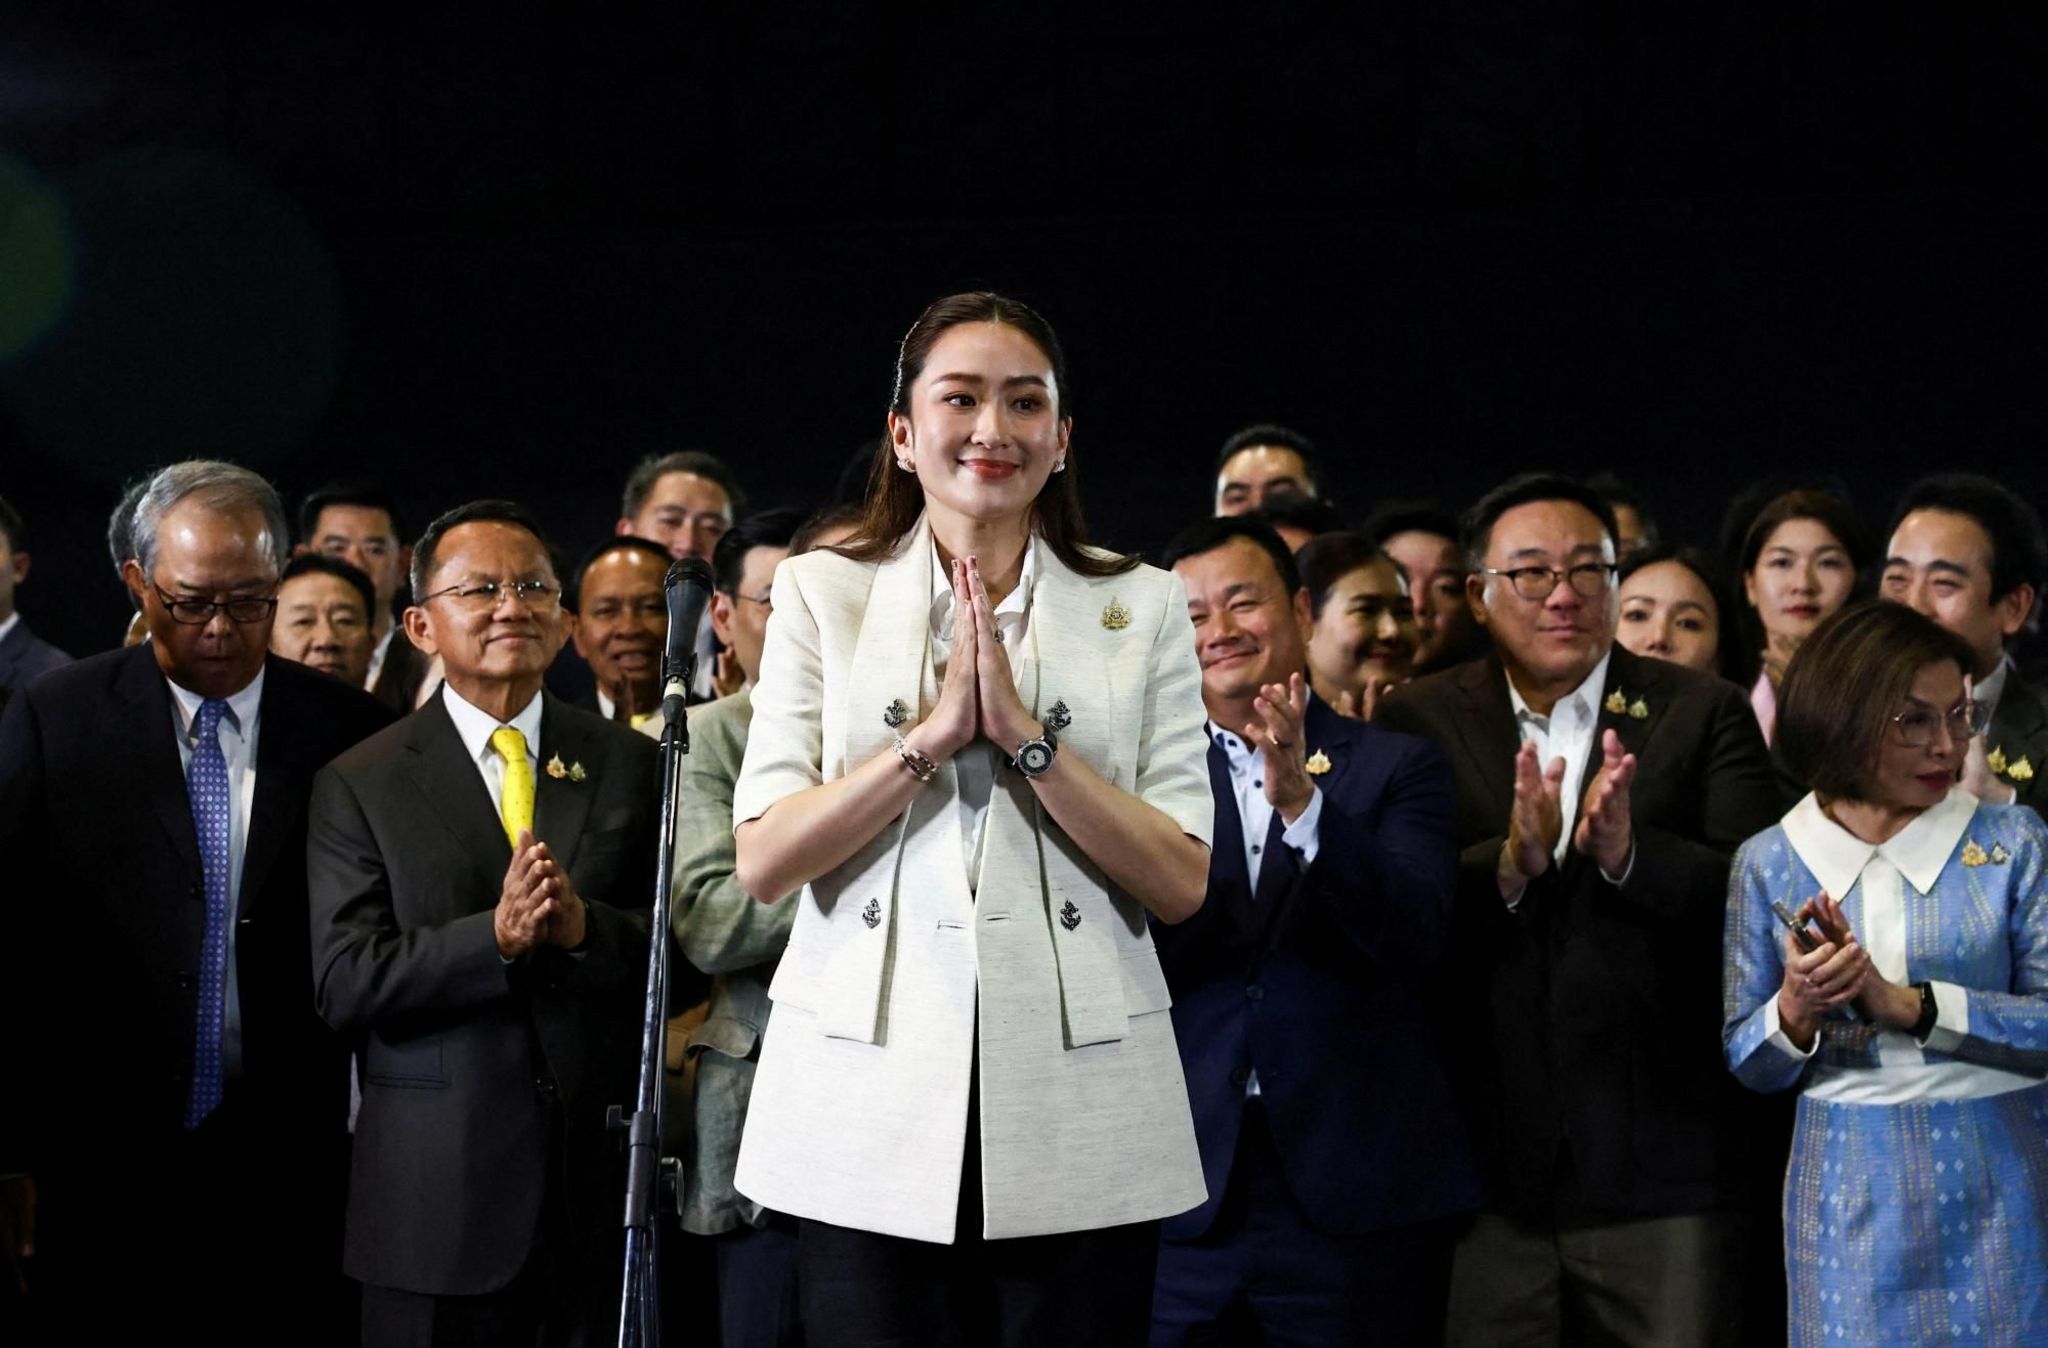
837;291;1137;578
1777;600;1976;801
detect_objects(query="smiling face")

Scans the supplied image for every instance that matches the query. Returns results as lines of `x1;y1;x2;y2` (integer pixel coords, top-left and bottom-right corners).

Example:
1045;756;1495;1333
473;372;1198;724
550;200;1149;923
624;471;732;563
1616;559;1721;673
125;498;281;699
1880;508;2029;680
1174;536;1313;721
889;321;1069;536
1381;528;1474;671
1745;517;1855;654
571;545;668;714
1469;499;1618;699
272;570;373;685
1862;658;1969;813
403;520;568;707
1306;557;1417;704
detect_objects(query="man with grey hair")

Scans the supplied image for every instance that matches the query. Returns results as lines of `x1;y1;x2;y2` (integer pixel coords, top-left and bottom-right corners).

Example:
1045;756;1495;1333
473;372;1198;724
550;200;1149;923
0;459;390;1342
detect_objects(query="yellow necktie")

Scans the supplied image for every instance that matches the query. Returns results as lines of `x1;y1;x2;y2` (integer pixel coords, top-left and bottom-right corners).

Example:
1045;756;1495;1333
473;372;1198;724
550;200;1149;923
491;726;535;849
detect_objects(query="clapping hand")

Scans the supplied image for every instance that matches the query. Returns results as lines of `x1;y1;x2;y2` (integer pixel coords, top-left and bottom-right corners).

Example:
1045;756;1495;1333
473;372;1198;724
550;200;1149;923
1242;672;1315;823
1334;677;1396;723
1503;742;1566;896
1774;891;1873;1048
1574;729;1637;876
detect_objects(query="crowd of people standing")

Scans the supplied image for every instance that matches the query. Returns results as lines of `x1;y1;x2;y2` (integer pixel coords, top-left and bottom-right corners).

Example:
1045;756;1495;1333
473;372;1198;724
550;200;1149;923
2;291;2045;1346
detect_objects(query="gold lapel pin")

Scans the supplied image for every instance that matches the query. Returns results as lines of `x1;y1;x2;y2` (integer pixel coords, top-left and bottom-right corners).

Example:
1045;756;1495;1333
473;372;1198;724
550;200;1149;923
1101;598;1130;631
1962;839;1989;867
1306;749;1332;776
546;755;568;779
1604;690;1628;715
1628;698;1649;720
568;761;587;782
2009;756;2034;784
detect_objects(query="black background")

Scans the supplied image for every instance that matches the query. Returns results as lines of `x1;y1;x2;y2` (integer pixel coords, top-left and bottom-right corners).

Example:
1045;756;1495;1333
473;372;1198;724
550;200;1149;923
4;3;2045;658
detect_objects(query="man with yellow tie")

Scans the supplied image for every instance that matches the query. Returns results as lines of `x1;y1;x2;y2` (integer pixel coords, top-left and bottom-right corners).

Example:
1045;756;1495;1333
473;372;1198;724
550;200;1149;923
308;500;662;1346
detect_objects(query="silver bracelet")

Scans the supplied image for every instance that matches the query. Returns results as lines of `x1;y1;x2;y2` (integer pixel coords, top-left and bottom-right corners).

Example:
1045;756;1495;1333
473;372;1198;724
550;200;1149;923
893;733;936;783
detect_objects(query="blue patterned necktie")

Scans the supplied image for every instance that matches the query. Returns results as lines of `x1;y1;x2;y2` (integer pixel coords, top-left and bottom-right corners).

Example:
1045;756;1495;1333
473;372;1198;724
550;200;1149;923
185;697;234;1129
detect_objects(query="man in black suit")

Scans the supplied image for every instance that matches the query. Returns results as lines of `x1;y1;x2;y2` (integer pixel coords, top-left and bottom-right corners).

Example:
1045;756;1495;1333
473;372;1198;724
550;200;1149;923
1152;518;1478;1346
1375;474;1781;1346
0;461;391;1343
299;482;429;711
1880;473;2048;817
308;500;659;1346
0;495;73;695
567;535;671;727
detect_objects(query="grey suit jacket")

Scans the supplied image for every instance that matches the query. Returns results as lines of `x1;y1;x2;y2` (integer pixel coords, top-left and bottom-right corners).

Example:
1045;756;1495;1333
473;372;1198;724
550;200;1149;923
0;615;72;692
671;687;797;1235
307;688;659;1295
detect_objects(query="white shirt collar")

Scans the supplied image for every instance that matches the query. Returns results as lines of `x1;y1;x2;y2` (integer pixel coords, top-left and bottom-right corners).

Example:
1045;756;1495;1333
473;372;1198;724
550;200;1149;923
1780;787;1977;899
167;665;266;740
1508;649;1613;727
1976;656;2013;722
442;682;545;765
0;612;18;645
928;536;1038;643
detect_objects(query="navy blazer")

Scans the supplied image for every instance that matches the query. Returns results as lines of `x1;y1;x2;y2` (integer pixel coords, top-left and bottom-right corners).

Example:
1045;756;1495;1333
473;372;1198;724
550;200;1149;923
1153;695;1479;1239
0;614;73;693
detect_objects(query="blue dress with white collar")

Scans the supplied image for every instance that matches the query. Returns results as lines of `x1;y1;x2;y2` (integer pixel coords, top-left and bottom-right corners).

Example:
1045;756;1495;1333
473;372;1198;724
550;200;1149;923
1725;790;2048;1346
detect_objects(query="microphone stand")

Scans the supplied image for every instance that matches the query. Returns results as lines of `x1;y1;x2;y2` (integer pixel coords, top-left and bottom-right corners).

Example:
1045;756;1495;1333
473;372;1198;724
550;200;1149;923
615;659;693;1348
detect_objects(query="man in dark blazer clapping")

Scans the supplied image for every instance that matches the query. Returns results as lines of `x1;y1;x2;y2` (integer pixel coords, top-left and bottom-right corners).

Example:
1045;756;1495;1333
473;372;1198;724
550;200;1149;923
1151;518;1479;1347
308;500;659;1346
0;461;391;1344
1375;474;1781;1347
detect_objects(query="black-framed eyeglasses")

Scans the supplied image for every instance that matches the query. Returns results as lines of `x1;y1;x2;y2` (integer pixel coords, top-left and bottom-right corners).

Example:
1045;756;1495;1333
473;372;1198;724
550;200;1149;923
418;578;562;611
151;582;279;626
1892;700;1987;748
1477;563;1617;602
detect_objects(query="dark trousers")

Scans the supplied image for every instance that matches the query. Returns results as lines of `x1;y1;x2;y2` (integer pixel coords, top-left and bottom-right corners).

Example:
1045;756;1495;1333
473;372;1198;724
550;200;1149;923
716;1214;803;1348
796;1079;1159;1348
1150;1101;1454;1348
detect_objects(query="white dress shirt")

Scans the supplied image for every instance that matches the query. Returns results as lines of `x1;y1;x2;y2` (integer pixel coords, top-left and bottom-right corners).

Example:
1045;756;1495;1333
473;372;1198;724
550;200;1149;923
167;667;266;1078
364;623;398;690
1508;650;1611;865
440;683;544;815
1976;655;2012;727
928;538;1037;892
0;611;19;647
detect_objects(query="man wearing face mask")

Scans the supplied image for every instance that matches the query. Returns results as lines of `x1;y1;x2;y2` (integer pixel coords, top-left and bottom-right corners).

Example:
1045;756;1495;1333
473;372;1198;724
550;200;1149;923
0;461;391;1344
1376;473;1781;1347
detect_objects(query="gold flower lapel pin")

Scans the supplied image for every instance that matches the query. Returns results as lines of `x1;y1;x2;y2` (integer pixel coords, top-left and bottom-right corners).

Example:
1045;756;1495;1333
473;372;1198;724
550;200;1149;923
1962;839;1989;867
1629;698;1649;720
1101;597;1130;631
1604;690;1627;715
1305;749;1332;776
546;755;567;779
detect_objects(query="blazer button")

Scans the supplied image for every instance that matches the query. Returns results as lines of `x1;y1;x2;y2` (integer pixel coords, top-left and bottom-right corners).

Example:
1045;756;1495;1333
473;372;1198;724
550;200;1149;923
1244;984;1264;1001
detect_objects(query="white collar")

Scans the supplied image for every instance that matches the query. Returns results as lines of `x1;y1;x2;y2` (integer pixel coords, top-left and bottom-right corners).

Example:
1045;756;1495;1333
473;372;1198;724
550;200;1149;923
167;665;266;740
928;535;1038;639
1508;649;1613;726
442;682;545;763
1976;656;2012;720
0;611;18;645
1780;788;1977;899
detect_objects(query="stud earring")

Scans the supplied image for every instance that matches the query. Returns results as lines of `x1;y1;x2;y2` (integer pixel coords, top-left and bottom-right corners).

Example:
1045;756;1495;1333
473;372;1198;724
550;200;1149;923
1052;459;1067;474
896;459;915;473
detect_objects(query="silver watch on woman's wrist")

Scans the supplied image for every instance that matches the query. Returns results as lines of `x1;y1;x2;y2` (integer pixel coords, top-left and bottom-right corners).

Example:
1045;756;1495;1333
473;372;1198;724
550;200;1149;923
1011;699;1072;779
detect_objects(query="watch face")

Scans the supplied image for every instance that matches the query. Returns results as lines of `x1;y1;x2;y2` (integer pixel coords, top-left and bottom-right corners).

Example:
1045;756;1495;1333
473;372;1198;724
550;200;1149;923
1017;740;1054;775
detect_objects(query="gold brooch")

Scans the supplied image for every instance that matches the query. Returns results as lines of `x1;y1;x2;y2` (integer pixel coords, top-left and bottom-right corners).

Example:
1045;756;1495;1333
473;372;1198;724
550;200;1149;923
1306;749;1332;776
1962;839;1989;867
1991;842;2011;864
1604;691;1628;715
1629;698;1649;720
1987;747;2008;775
2009;757;2034;784
1101;598;1130;631
569;762;587;782
546;755;567;779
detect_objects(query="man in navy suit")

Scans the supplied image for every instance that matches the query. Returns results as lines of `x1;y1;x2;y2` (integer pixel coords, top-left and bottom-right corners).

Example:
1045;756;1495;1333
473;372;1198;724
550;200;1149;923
1151;517;1478;1346
0;495;74;696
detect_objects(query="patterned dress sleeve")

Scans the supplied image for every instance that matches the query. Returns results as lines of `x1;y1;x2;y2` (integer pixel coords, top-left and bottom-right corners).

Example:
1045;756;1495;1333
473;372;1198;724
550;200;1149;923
1922;805;2048;1076
1723;832;1814;1092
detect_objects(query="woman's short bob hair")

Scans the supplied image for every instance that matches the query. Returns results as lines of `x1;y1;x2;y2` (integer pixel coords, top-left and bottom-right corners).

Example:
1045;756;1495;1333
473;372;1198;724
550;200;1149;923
1777;600;1977;801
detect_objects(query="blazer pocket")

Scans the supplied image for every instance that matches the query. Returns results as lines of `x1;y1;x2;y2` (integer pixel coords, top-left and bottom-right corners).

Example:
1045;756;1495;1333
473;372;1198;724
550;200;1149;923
1050;889;1128;1049
1118;946;1173;1017
362;1034;446;1089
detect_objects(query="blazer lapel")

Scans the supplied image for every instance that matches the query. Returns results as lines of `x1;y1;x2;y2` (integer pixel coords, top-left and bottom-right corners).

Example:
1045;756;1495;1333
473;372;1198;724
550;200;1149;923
844;517;941;777
115;645;202;875
402;689;517;874
238;658;305;917
534;693;596;873
1452;657;1520;823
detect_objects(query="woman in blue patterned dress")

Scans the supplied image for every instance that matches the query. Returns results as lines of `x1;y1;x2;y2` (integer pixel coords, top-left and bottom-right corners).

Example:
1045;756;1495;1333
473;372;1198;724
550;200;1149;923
1724;601;2048;1345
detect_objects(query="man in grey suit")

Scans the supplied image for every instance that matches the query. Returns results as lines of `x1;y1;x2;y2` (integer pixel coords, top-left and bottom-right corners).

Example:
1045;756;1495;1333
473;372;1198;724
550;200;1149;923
0;496;73;695
308;500;659;1346
673;505;810;1348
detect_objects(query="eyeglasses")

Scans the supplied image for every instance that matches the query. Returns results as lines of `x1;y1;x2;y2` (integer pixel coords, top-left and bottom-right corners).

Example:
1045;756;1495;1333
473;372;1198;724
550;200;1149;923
419;579;562;611
734;591;772;611
1892;700;1987;748
1477;563;1617;602
151;582;279;626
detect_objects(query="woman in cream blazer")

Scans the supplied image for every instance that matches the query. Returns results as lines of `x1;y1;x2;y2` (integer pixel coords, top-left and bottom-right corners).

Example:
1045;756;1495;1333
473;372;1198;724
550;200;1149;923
732;293;1213;1343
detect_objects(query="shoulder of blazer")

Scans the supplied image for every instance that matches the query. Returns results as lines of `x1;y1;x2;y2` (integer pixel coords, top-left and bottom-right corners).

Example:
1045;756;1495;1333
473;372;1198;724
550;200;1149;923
260;655;396;747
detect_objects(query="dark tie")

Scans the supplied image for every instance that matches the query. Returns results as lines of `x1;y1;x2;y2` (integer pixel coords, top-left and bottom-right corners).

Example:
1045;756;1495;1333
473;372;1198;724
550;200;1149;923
185;697;234;1129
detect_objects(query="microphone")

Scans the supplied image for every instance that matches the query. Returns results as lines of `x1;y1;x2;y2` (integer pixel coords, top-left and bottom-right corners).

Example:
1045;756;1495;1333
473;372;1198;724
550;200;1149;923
661;557;715;722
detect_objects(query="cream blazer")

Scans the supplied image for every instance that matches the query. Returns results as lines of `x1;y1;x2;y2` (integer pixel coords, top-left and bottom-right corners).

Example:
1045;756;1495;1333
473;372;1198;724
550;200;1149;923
730;517;1214;1242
